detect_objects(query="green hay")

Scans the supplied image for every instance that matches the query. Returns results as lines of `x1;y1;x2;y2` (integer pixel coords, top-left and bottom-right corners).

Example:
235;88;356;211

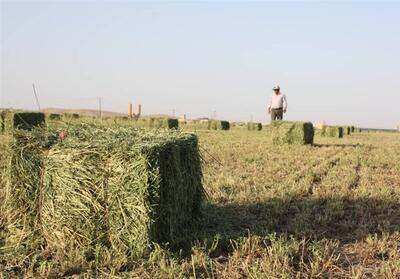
344;126;351;135
3;126;203;266
247;122;262;131
351;126;355;133
209;120;230;131
321;126;343;138
271;121;314;145
1;129;49;257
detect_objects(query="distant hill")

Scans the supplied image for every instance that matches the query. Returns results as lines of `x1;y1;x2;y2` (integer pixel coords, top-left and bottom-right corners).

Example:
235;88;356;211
42;108;125;117
42;107;174;119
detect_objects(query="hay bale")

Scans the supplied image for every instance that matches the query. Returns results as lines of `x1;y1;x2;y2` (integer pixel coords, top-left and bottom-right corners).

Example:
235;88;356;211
2;129;49;255
47;113;62;120
344;126;351;135
351;126;355;133
4;126;203;265
271;121;314;145
63;113;80;119
181;120;210;131
209;120;230;130
247;122;262;131
0;111;45;134
142;118;179;129
322;126;343;138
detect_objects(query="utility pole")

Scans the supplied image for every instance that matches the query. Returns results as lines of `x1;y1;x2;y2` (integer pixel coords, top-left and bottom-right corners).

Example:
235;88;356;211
32;83;41;110
98;97;102;118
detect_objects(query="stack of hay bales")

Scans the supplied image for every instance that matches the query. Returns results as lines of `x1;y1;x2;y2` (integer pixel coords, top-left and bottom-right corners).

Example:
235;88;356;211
247;122;262;131
321;126;343;138
271;121;314;145
3;126;203;266
209;120;230;130
0;111;45;134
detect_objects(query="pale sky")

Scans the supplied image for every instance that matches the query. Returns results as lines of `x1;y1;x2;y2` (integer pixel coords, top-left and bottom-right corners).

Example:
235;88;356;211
1;1;399;128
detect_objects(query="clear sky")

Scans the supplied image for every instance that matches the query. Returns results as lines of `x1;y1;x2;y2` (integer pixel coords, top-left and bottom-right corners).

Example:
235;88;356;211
1;1;399;128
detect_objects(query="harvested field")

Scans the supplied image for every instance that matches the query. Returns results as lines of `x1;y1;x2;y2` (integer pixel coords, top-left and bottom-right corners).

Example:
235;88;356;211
1;127;400;278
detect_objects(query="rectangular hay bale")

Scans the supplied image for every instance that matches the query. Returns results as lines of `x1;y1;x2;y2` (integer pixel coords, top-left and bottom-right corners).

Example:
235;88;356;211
321;126;343;138
271;121;314;145
0;111;45;134
209;120;230;130
247;122;262;131
3;126;203;266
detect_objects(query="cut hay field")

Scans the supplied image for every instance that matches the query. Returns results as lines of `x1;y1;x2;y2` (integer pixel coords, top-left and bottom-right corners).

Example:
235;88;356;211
1;130;400;278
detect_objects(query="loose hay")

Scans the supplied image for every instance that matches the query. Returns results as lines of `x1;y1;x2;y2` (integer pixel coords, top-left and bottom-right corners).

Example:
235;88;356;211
3;126;203;267
271;121;314;145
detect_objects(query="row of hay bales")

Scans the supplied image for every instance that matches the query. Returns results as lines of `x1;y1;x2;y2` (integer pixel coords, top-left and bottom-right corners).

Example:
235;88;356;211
181;120;231;131
231;122;263;131
320;125;361;138
1;124;204;267
271;121;314;145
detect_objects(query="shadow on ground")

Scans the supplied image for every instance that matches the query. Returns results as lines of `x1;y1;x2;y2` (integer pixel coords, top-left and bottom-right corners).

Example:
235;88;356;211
313;143;365;148
184;196;400;255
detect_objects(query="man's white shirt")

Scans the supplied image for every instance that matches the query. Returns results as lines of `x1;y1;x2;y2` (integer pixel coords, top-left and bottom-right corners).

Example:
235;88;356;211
269;93;288;110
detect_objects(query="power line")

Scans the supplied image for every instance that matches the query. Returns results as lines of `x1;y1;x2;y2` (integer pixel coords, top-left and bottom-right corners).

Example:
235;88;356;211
32;83;41;110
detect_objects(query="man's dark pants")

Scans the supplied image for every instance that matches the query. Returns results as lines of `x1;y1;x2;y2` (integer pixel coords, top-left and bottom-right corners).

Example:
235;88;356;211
271;108;283;121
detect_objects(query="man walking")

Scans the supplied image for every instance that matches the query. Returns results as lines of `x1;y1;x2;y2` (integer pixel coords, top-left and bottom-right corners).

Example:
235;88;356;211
268;85;288;121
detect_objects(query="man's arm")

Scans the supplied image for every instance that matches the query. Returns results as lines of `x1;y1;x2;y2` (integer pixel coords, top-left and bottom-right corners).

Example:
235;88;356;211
268;96;272;113
283;95;288;113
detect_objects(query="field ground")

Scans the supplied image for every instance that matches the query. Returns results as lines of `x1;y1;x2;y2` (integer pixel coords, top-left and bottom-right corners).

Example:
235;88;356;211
1;131;400;278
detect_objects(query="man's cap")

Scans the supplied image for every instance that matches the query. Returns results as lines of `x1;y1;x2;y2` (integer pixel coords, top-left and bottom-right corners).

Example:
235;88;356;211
273;85;280;90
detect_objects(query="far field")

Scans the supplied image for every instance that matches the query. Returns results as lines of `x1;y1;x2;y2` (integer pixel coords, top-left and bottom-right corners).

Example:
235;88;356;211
1;129;400;278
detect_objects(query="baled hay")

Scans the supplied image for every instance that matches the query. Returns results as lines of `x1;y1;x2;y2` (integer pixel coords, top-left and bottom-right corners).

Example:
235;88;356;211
247;122;262;131
3;126;203;266
139;118;179;129
209;120;230;130
181;120;210;131
322;126;343;138
0;111;45;134
1;129;50;256
271;121;314;145
47;113;62;120
63;113;80;119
